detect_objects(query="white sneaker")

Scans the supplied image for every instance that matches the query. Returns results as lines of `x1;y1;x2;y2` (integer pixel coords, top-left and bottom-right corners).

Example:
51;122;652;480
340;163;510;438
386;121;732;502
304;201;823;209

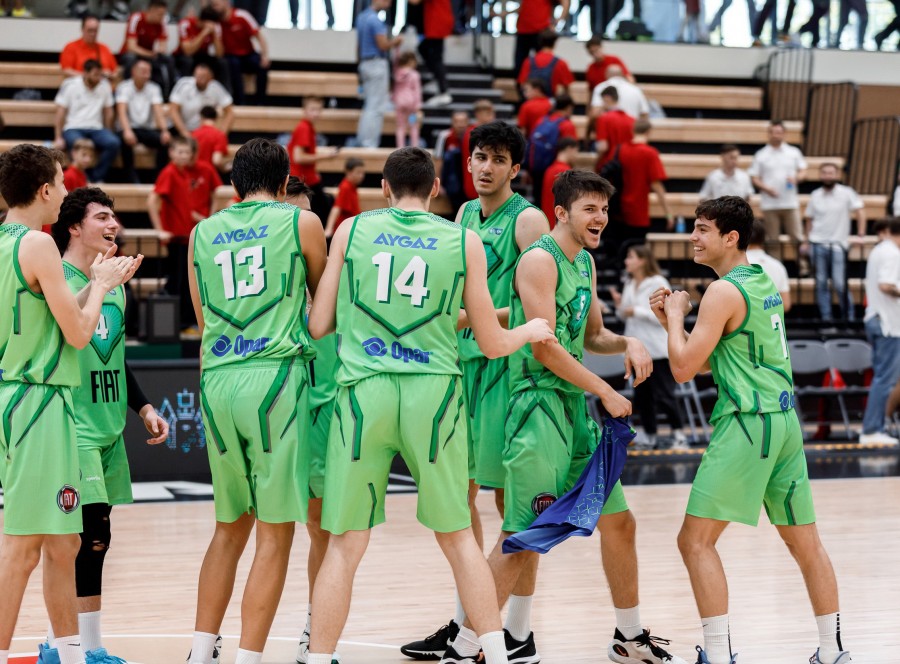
296;633;340;664
186;635;222;664
858;432;900;447
671;431;690;450
423;93;453;107
809;649;851;664
608;628;688;664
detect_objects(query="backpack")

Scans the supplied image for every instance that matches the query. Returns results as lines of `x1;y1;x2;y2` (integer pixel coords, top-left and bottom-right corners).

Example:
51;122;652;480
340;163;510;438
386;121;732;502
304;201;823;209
599;146;624;218
527;55;558;97
526;114;565;174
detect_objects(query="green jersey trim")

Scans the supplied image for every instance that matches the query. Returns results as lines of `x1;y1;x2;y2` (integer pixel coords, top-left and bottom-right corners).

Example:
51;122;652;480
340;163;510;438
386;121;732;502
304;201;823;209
721;277;751;341
11;231;43;300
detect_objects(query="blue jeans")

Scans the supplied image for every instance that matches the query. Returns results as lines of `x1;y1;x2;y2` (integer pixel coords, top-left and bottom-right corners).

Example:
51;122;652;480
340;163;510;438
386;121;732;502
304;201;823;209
862;316;900;434
356;58;389;149
811;242;852;321
62;128;121;183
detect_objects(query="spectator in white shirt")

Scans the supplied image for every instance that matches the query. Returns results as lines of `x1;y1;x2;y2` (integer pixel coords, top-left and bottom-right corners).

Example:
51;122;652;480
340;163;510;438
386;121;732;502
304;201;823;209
116;57;171;183
699;144;754;202
747;219;792;312
801;162;866;322
892;172;900;217
169;61;234;137
588;64;649;125
53;59;120;183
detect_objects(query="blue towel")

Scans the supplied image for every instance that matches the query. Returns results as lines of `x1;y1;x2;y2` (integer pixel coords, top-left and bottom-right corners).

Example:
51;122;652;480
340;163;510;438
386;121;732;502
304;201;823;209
502;417;634;555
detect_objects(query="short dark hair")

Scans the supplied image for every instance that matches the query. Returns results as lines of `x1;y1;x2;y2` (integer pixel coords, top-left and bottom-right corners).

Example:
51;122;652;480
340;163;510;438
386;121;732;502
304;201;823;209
81;12;100;27
748;218;766;246
83;59;101;73
200;105;218;120
170;135;197;154
819;161;841;172
720;143;739;154
556;137;578;154
193;60;213;75
148;0;167;7
600;85;618;102
537;29;558;50
770;119;785;129
553;169;615;212
555;94;574;111
383;147;435;201
303;95;324;106
634;118;651;135
231;138;290;199
52;187;115;254
694;196;754;250
286;176;313;200
889;218;900;235
524;77;548;96
199;6;220;21
468;120;526;166
345;158;365;172
586;35;604;49
0;144;65;208
131;56;153;70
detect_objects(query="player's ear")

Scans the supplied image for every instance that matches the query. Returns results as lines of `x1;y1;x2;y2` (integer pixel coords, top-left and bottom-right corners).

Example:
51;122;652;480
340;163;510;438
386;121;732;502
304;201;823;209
431;177;440;199
381;178;391;204
466;156;473;174
510;163;521;180
554;205;566;226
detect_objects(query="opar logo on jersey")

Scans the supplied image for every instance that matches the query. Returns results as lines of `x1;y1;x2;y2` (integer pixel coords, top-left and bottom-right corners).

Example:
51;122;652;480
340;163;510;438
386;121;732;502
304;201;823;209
211;335;233;357
373;233;438;251
779;390;796;411
763;293;783;310
211;334;271;357
212;225;269;245
362;337;388;357
390;341;431;364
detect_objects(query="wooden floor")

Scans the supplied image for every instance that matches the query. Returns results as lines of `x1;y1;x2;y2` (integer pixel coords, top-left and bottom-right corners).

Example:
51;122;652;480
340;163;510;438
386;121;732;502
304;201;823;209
5;478;900;663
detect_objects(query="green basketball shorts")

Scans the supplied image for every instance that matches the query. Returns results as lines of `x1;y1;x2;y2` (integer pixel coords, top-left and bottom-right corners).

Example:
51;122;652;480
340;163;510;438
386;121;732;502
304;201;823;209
321;373;470;535
462;356;509;489
200;357;311;524
688;409;815;527
308;400;334;500
78;434;133;506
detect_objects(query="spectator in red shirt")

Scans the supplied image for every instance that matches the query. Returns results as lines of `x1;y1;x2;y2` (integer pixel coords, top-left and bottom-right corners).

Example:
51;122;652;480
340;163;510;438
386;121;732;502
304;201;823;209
529;94;577;209
584;35;634;99
594;85;635;168
289;95;339;223
174;6;225;79
541;136;578;227
517;78;552;138
461;99;497;201
324;158;365;238
60;14;119;80
210;0;270;105
502;0;570;76
119;0;176;97
435;110;470;213
193;105;230;173
409;0;454;107
517;30;574;98
616;119;673;245
64;139;95;191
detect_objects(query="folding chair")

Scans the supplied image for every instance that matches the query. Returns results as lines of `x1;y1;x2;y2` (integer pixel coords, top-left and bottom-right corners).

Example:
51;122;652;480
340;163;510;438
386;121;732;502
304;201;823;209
788;339;843;440
824;338;873;439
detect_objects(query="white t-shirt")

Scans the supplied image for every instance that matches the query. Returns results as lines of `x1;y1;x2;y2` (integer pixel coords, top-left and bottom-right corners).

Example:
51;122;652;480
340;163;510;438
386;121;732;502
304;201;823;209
804;184;864;249
746;249;789;294
699;168;754;201
54;76;114;131
115;79;163;130
170;77;233;131
892;185;900;217
617;274;670;359
591;76;650;119
748;143;807;211
864;238;900;336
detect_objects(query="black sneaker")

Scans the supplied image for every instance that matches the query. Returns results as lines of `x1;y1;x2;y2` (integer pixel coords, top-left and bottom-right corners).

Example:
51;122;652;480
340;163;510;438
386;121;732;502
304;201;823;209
608;628;688;664
504;629;541;663
401;620;461;660
438;643;482;664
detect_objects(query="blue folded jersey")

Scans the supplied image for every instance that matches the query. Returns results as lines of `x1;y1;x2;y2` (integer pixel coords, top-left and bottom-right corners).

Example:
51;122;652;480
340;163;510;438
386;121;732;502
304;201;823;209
502;417;634;555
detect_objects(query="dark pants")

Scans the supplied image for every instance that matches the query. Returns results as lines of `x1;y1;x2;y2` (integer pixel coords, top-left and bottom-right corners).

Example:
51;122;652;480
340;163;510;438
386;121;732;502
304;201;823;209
799;0;831;44
164;241;195;329
834;0;868;47
514;32;541;80
418;38;448;93
308;182;334;229
633;358;685;435
119;128;169;183
225;52;269;105
752;0;787;39
234;0;269;24
875;0;900;44
289;0;334;27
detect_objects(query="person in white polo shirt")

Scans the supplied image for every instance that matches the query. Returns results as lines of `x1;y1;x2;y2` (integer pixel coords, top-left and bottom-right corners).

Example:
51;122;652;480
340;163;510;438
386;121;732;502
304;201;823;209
169;61;234;137
116;56;171;183
801;162;866;323
589;64;650;121
748;120;807;246
699;144;754;201
747;218;792;312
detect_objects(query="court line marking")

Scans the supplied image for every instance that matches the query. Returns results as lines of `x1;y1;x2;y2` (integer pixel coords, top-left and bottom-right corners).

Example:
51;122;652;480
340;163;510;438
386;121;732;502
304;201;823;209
13;634;401;651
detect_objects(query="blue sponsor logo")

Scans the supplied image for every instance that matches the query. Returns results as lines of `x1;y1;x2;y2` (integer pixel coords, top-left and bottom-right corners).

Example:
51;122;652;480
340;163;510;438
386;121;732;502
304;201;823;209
362;337;387;357
763;293;783;310
373;233;438;250
211;335;233;357
779;390;796;411
212;225;269;245
361;337;432;364
488;227;503;236
210;334;271;358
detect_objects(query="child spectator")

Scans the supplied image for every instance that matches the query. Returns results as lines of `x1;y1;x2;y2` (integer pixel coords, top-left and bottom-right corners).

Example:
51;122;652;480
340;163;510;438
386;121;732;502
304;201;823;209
584;36;634;99
392;51;423;149
541;137;578;228
192;105;230;173
324;158;365;238
594;85;634;168
288;95;339;223
517;77;552;139
64;138;95;191
516;29;574;98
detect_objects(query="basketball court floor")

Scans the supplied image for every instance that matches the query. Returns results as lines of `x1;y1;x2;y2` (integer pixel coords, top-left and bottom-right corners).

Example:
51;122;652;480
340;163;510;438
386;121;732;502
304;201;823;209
4;473;899;664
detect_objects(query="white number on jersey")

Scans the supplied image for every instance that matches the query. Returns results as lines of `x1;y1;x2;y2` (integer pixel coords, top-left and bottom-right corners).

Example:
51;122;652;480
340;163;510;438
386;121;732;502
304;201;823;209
372;252;430;307
214;246;266;300
770;313;788;359
95;314;109;340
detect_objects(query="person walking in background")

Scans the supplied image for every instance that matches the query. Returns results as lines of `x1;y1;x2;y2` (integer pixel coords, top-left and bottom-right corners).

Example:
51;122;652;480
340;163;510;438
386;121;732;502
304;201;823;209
393;51;423;148
832;0;868;48
614;119;672;247
539;136;577;227
874;0;900;49
411;0;454;107
517;78;552;139
355;0;402;148
797;0;831;47
211;0;270;105
584;35;634;99
699;144;754;202
500;0;570;79
516;30;574;98
593;85;634;169
707;0;757;44
289;0;334;28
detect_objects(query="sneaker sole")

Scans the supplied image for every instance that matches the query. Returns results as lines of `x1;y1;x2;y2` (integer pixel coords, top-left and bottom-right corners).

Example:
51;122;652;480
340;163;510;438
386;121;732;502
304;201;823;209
607;643;658;664
509;654;541;664
400;648;444;661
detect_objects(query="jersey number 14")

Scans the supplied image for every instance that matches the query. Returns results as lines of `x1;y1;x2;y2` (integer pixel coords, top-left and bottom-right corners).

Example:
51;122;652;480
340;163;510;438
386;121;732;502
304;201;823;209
372;252;430;307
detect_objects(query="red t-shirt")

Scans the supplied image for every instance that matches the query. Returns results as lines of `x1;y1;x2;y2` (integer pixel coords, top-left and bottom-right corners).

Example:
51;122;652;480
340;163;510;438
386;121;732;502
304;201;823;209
333;177;361;231
518;97;552;138
423;0;454;39
461;124;477;201
221;8;259;56
64;165;88;192
542;111;578;141
595;109;635;167
585;55;631;96
517;51;575;94
121;11;167;54
541;160;571;228
288;119;320;187
187;161;223;219
175;16;217;56
517;0;553;34
192;124;228;167
59;39;118;74
618;141;667;228
154;163;194;239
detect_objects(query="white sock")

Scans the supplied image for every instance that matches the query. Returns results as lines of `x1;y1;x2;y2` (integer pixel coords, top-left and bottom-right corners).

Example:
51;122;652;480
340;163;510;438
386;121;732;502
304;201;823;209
701;614;732;664
614;604;643;640
504;594;533;641
479;631;508;664
453;626;482;657
304;604;312;634
54;635;85;664
454;591;466;626
307;655;332;664
188;631;218;664
47;624;56;642
78;611;102;652
0;649;9;664
234;648;262;664
816;612;843;663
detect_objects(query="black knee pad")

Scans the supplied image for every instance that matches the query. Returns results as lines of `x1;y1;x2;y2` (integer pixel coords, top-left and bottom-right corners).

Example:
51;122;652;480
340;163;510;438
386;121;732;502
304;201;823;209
75;503;112;597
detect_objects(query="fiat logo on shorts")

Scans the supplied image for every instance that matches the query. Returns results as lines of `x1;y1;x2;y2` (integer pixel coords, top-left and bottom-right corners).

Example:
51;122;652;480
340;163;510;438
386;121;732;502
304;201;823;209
57;485;80;514
531;492;557;516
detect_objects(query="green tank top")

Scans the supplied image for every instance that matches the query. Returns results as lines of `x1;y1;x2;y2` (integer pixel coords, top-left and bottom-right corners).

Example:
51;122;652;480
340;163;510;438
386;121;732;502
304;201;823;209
335;208;466;385
309;333;338;409
457;193;539;361
0;224;78;386
509;235;594;396
709;263;795;421
64;262;127;441
193;201;315;370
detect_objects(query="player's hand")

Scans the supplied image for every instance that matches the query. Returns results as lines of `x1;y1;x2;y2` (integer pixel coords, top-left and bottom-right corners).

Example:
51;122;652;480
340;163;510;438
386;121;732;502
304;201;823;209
598;385;632;418
623;337;652;387
523;317;557;345
123;130;138;146
649;286;671;328
122;254;144;283
664;290;692;318
91;249;137;290
140;404;169;445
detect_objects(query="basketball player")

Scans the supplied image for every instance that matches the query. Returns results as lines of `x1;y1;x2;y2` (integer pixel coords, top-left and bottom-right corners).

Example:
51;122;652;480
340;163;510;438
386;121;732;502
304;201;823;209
0;144;139;664
186;138;327;664
650;196;850;664
304;146;556;664
403;120;549;661
443;170;687;664
32;188;169;664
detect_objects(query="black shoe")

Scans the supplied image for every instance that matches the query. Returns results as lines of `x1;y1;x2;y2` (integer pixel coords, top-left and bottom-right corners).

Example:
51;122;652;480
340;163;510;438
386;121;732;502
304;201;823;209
438;642;481;664
504;629;541;663
401;620;460;661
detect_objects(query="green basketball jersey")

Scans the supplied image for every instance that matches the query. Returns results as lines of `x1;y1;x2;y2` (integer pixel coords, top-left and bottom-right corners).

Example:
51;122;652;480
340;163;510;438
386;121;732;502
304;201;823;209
193;201;315;370
63;261;127;442
309;333;338;409
457;193;540;361
509;235;594;396
0;224;78;386
335;208;466;385
709;263;795;421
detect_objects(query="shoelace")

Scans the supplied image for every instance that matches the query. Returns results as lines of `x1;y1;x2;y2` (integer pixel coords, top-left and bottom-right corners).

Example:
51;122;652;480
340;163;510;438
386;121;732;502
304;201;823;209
427;624;451;643
634;629;675;661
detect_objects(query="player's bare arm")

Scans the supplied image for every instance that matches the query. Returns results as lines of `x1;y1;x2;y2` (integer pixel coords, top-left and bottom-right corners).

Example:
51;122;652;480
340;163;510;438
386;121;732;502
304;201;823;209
187;227;204;336
299;209;328;298
308;218;352;339
514;206;551;252
463;229;556;358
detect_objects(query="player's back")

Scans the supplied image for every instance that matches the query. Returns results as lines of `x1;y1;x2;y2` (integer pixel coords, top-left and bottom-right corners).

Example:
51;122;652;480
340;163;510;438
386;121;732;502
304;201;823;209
193;201;315;370
335;207;466;385
709;263;795;421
